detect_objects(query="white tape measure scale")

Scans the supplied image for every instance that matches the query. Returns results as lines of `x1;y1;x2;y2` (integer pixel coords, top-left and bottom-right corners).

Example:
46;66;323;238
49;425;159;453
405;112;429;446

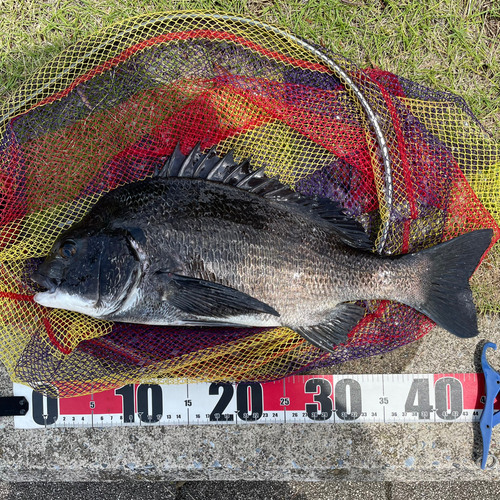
13;373;494;429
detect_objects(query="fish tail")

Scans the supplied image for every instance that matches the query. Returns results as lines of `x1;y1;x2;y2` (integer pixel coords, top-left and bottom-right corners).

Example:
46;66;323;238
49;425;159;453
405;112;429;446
412;228;493;338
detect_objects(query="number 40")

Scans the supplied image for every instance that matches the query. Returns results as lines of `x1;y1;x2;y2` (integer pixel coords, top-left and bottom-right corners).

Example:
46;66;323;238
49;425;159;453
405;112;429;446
405;377;463;420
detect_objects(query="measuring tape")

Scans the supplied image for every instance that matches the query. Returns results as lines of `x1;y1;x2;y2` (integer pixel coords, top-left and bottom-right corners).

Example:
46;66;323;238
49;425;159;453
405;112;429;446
13;373;496;429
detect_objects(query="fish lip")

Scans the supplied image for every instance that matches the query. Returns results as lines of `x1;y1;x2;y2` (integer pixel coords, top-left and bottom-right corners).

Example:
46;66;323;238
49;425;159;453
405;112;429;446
31;272;58;293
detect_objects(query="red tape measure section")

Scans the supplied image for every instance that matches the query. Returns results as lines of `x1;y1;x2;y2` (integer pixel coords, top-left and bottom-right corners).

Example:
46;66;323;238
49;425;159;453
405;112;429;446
13;373;498;429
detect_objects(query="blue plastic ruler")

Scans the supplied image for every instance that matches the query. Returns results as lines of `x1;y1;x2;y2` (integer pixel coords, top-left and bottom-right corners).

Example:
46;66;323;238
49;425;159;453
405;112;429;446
12;373;491;429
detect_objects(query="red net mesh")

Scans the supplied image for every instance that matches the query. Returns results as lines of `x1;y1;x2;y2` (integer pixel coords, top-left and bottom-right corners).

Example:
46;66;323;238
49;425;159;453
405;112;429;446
0;12;498;397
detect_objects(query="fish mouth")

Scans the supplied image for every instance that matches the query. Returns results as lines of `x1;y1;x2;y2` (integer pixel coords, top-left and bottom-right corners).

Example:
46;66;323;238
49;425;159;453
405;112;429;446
31;272;58;293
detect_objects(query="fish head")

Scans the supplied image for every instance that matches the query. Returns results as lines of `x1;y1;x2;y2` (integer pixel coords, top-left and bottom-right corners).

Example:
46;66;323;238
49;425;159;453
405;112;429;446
32;227;143;318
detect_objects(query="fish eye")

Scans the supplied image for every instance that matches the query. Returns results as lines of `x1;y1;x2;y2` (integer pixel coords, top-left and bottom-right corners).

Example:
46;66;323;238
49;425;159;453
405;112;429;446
59;240;77;259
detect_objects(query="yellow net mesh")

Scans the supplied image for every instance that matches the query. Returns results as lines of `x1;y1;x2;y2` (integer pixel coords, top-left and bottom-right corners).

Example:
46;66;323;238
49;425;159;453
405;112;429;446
0;11;498;397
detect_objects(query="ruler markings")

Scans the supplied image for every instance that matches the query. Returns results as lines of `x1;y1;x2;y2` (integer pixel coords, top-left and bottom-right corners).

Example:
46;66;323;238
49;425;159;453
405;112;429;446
12;373;497;429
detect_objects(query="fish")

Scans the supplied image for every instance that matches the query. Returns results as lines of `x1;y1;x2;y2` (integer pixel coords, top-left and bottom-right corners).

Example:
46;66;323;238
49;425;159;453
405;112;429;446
31;143;493;353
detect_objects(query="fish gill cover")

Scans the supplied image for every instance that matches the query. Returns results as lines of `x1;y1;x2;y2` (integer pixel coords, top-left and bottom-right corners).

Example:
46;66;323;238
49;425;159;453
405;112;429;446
0;10;499;397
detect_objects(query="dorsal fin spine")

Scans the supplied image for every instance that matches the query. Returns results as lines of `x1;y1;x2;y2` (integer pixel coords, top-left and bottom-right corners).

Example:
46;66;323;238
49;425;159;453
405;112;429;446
206;151;235;181
248;177;274;193
177;142;201;177
192;146;218;178
155;143;373;251
157;142;182;178
236;167;266;189
222;167;241;184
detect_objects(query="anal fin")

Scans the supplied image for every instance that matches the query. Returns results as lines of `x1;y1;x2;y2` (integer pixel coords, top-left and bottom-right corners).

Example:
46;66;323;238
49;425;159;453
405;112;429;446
295;303;365;353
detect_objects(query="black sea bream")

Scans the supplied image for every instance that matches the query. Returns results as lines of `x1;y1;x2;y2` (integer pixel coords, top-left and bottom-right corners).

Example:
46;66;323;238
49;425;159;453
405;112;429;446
32;144;492;352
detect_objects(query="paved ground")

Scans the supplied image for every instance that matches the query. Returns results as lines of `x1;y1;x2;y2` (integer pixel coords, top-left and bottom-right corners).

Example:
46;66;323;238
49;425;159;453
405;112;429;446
2;480;500;499
1;317;500;495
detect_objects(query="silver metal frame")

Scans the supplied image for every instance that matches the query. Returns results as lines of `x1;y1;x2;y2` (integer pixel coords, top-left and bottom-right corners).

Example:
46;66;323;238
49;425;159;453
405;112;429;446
2;11;393;252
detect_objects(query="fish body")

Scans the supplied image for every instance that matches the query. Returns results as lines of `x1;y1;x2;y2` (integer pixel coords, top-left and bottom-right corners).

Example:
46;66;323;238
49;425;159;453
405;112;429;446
32;144;493;352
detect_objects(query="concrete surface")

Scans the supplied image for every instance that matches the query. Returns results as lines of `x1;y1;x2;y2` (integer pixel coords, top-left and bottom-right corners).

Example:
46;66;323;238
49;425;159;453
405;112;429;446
2;480;500;499
1;316;500;486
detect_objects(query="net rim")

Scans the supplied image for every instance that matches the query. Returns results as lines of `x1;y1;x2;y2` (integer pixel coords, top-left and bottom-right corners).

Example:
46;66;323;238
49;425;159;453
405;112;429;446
0;9;393;253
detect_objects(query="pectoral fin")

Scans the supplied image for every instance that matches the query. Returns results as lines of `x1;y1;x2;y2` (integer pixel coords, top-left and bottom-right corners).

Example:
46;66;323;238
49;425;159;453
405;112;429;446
295;303;365;353
159;273;280;318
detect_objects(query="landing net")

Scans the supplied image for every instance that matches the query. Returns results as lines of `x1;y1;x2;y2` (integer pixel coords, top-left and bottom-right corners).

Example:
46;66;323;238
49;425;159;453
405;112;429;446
0;11;498;397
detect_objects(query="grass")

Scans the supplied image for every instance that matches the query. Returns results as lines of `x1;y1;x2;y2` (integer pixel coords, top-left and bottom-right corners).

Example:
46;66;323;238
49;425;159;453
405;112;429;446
1;0;499;135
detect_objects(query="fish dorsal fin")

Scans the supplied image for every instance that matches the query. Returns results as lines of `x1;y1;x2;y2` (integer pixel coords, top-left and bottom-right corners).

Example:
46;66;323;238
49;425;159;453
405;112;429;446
155;143;372;250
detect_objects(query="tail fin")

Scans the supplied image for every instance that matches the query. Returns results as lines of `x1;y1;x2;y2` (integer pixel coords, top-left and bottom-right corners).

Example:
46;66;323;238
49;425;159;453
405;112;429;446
414;229;493;338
